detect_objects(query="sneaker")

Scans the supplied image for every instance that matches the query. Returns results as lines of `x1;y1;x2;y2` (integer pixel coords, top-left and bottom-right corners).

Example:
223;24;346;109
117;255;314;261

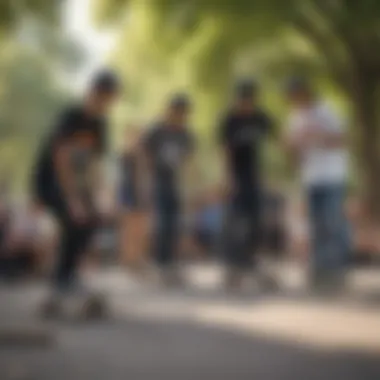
258;271;280;292
40;296;61;319
224;268;245;292
160;266;185;288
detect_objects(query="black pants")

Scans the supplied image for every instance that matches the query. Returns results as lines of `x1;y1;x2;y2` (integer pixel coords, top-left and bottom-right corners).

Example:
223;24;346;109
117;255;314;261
223;184;262;270
154;190;180;267
39;188;96;291
0;253;34;280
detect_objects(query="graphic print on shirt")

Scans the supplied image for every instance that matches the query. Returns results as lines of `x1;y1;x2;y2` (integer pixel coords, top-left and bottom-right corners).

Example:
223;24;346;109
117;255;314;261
159;140;184;169
233;123;265;147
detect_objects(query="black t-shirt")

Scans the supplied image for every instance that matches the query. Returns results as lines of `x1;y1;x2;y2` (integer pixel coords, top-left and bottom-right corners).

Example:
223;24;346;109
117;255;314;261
34;106;107;199
144;123;194;195
219;109;272;185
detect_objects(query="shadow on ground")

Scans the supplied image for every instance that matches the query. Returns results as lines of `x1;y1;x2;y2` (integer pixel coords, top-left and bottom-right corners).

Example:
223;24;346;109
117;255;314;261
0;316;379;380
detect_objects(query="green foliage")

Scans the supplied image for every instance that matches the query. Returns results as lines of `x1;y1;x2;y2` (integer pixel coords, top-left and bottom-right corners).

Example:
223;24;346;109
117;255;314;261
94;0;132;26
0;1;68;192
94;0;301;183
94;0;380;191
0;1;16;35
0;0;59;36
0;39;69;192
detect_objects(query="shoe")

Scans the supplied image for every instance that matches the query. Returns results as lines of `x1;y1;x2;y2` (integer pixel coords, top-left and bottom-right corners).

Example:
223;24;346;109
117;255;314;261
224;268;245;292
161;266;185;288
258;271;280;292
81;294;107;320
40;296;61;319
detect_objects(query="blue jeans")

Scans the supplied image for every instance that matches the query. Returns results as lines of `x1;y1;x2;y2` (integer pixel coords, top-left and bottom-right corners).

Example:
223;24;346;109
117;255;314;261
307;184;351;278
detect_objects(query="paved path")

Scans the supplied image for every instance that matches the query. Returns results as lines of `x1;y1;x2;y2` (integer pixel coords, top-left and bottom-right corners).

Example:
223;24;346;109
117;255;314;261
0;263;379;380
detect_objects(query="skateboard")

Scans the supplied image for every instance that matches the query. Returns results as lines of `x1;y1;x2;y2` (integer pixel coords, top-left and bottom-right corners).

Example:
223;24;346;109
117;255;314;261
41;291;108;321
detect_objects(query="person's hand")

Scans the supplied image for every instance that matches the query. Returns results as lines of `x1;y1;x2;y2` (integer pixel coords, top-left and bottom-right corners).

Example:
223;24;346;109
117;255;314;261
300;124;328;147
92;193;114;223
32;201;44;214
222;180;236;199
68;198;89;225
97;206;114;224
297;127;314;146
285;134;304;164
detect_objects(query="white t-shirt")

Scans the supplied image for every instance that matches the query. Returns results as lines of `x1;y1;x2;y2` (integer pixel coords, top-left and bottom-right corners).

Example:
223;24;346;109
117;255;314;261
288;102;348;187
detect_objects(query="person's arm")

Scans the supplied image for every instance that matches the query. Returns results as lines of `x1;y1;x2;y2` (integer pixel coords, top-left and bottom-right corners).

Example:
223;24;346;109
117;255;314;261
317;106;346;148
283;116;304;168
183;133;198;196
221;146;236;194
292;105;346;149
262;112;278;141
52;110;87;220
141;128;155;168
218;116;235;196
263;112;300;176
134;142;150;205
53;142;79;205
94;122;110;210
90;157;109;213
139;128;156;206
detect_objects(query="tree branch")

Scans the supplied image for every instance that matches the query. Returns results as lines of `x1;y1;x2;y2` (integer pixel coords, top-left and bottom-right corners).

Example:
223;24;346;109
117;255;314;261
292;14;352;92
311;0;380;71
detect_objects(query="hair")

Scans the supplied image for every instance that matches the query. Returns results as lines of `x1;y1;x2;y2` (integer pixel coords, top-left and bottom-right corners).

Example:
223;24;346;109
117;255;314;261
90;69;120;94
285;76;313;97
235;79;259;99
169;93;191;112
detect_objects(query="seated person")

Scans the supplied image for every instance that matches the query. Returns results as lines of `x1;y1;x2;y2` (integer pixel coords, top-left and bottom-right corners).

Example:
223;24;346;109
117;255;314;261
1;202;56;278
193;190;223;256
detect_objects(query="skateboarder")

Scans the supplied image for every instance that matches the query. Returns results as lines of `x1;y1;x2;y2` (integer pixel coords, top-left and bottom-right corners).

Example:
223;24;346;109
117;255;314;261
33;70;120;315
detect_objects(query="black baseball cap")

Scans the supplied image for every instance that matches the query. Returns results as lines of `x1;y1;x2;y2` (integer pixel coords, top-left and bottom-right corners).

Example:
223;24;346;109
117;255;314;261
91;70;121;94
235;79;259;99
169;93;191;111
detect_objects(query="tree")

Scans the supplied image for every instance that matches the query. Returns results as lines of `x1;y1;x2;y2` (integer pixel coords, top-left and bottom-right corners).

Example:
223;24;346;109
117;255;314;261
95;0;380;217
0;39;69;192
0;1;85;193
0;0;59;36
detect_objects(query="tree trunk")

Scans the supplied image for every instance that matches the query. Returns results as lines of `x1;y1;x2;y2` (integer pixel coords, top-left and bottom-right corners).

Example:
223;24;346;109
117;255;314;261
351;76;380;221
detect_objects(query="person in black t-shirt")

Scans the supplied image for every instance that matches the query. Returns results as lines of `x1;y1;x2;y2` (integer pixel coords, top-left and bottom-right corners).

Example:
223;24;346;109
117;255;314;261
33;70;120;299
219;80;274;289
144;95;195;285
